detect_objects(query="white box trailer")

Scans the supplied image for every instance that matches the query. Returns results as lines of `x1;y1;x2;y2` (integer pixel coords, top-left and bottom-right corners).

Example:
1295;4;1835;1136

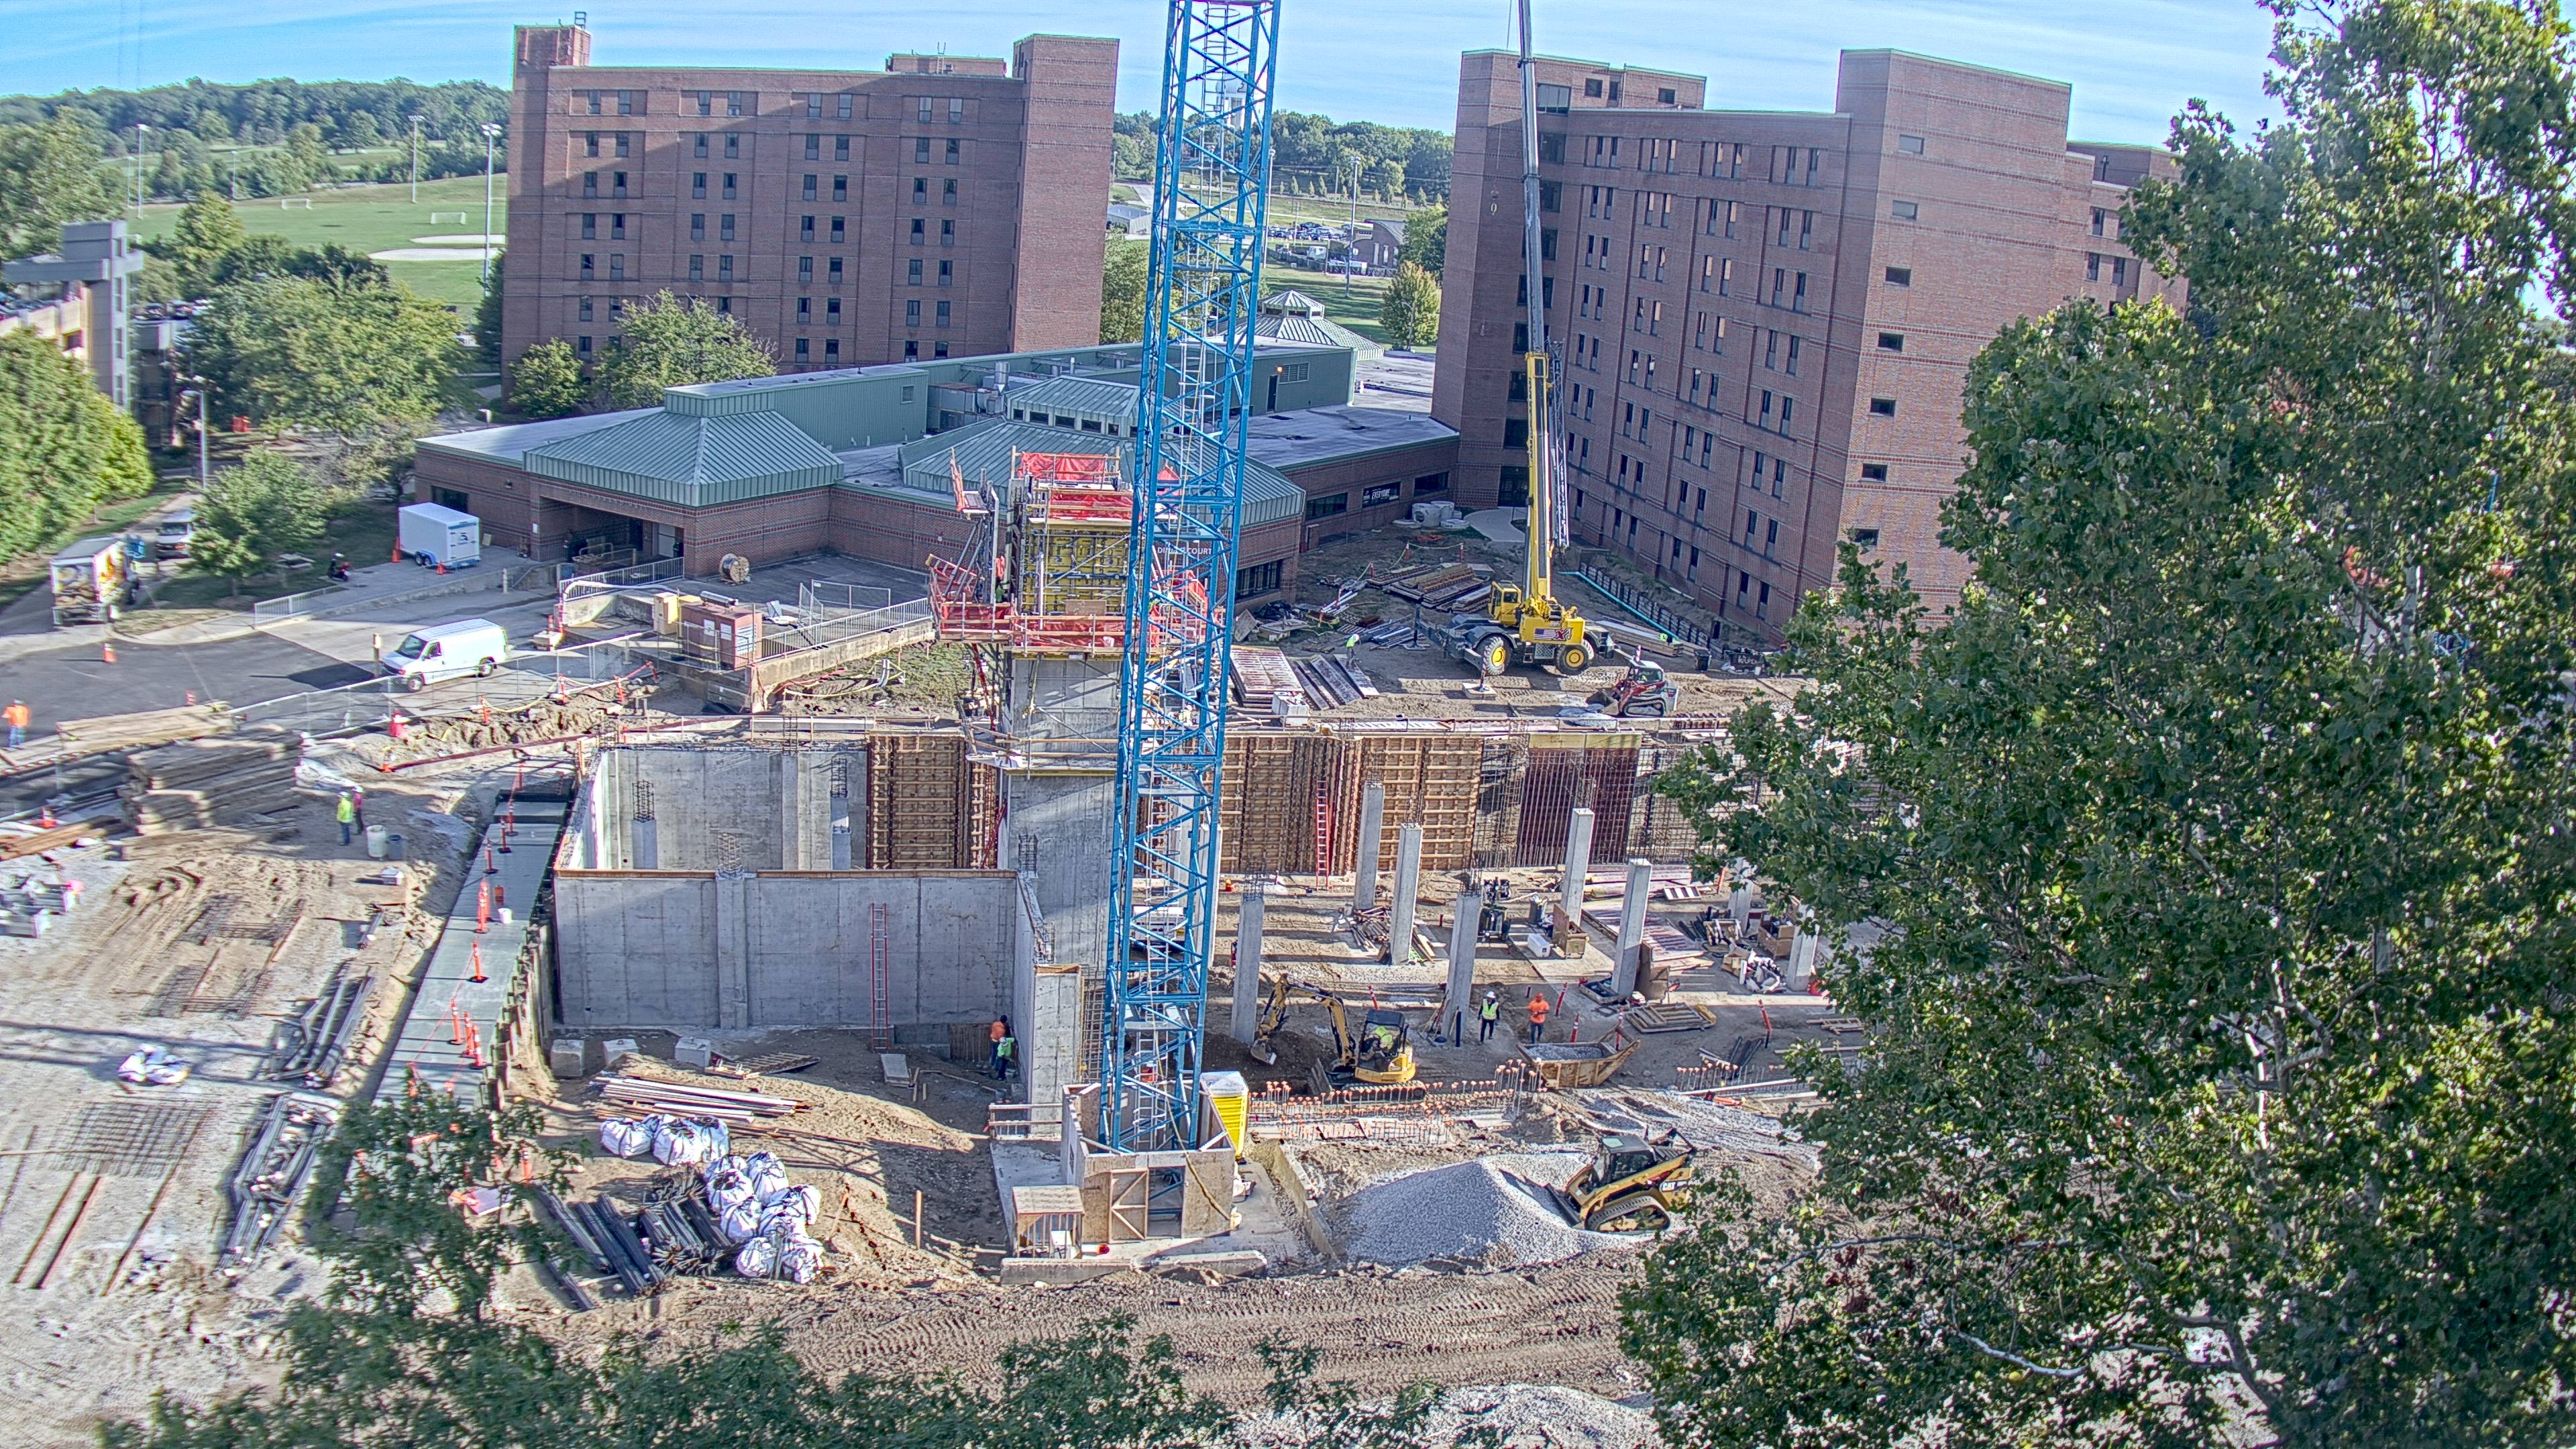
397;502;481;569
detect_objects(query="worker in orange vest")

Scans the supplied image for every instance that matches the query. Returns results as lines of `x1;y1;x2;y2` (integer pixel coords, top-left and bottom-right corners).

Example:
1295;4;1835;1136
988;1015;1010;1079
3;700;28;751
1525;989;1551;1044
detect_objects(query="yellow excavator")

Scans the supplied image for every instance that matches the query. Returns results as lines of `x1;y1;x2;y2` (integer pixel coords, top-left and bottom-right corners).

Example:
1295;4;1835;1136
1447;0;1593;680
1550;1129;1697;1232
1248;977;1417;1090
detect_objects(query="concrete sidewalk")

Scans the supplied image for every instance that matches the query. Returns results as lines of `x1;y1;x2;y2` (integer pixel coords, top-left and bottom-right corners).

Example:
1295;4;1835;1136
128;547;543;648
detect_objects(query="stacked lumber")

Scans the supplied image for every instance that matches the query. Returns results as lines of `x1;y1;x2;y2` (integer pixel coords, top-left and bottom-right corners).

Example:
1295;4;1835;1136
596;1073;805;1122
1230;647;1310;716
1289;654;1378;709
51;704;231;760
1381;563;1491;612
121;729;303;836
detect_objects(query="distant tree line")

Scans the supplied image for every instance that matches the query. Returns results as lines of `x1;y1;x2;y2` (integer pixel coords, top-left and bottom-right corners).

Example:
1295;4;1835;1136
0;78;507;203
1114;109;1452;203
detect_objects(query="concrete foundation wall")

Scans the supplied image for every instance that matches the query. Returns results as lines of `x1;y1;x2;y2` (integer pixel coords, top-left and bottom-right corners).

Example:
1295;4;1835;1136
553;869;1020;1031
1002;769;1117;976
575;747;855;871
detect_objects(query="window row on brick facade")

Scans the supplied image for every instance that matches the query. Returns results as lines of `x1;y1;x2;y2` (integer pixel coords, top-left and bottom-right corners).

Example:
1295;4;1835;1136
572;87;993;122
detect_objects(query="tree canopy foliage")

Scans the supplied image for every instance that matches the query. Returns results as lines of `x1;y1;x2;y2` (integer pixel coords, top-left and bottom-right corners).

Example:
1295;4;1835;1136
0;112;120;256
1114;107;1451;201
1631;0;2576;1444
1379;261;1441;349
0;329;152;561
594;291;775;410
186;449;329;592
506;337;588;419
1397;205;1446;278
1101;238;1149;344
182;269;460;433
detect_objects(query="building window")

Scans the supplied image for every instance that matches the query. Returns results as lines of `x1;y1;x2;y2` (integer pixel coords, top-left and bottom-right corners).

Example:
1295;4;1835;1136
584;92;601;115
1898;133;1925;154
1890;200;1919;220
825;339;839;361
579;253;594;278
797;297;812;322
722;174;737;199
806;93;823;119
1503;417;1529;448
2113;257;2129;285
1869;396;1896;417
582;171;598;197
1877;331;1903;353
828;256;845;282
724;135;739;158
911;219;926;243
949;98;965;122
615;133;631;158
693;133;708;158
688;254;704;280
2092;207;2107;236
906;299;922;325
935;300;951;327
692;172;707;198
1584;78;1603;97
695;91;713;117
915;137;931;164
826;298;841;321
943;178;957;204
1885;266;1911;287
718;255;735;280
802;216;816;241
1305;492;1350;520
720;214;736;241
934;342;949;358
908;258;923;284
690;213;706;241
1362;482;1401;507
830;217;845;243
726;91;744;117
941;219;955;245
838;95;853;120
946;138;961;164
610;214;626;239
1415;471;1448;494
1658;87;1676;104
835;136;851;161
581;213;597;239
798;256;814;281
918;97;934;123
904;340;919;358
796;338;811;360
803;174;818;201
610;171;625;197
608;255;624;280
2087;252;2103;282
578;296;593;321
716;297;731;315
1860;463;1889;482
578;334;592;354
584;131;600;158
914;176;929;203
1235;559;1283;598
938;260;953;286
805;133;820;160
833;176;848;202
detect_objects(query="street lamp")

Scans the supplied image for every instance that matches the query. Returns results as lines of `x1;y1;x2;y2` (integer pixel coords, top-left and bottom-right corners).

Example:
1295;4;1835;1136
408;115;425;205
180;387;209;488
480;123;502;282
132;123;150;216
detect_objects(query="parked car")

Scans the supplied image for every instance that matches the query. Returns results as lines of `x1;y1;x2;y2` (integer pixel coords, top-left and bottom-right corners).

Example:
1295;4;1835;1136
152;508;195;559
379;619;509;690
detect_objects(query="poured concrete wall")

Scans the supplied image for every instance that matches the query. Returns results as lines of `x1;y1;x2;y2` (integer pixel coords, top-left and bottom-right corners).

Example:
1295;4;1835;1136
1002;770;1116;977
554;869;1022;1032
575;747;854;871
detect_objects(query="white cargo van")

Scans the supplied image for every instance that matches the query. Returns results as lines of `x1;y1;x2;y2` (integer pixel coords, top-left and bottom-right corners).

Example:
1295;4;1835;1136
380;619;508;690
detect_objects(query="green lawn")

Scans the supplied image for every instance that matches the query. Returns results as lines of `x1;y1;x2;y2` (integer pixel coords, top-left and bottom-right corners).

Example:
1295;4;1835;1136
131;175;506;311
1264;268;1396;345
142;495;404;612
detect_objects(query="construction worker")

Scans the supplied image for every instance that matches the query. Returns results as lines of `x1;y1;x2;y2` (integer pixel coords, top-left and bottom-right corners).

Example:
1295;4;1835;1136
1477;989;1501;1043
995;1029;1017;1083
989;1015;1010;1078
351;786;367;833
1525;989;1551;1044
3;700;27;751
335;791;357;847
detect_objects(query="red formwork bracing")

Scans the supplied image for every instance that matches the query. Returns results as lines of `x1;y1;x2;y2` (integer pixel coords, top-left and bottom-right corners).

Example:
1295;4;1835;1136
1016;450;1122;486
926;449;1212;654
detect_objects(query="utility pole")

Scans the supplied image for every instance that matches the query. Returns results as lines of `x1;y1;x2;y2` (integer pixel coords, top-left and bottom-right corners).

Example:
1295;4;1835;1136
183;388;208;486
408;115;424;204
480;123;502;283
132;123;149;216
1344;148;1359;295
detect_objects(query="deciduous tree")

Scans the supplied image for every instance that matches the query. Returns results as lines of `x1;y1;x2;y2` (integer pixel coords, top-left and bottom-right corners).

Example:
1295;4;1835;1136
1629;0;2576;1443
0;329;152;561
1378;261;1440;350
1101;239;1149;344
1397;205;1446;278
166;189;248;297
0;112;119;256
187;449;328;594
506;337;588;419
594;290;775;410
183;271;459;433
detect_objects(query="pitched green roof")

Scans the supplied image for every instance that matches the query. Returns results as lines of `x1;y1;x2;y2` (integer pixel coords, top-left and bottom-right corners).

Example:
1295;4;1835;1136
523;409;841;506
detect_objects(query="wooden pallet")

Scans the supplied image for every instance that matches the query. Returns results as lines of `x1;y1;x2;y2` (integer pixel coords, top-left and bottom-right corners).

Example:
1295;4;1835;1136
1625;1000;1715;1034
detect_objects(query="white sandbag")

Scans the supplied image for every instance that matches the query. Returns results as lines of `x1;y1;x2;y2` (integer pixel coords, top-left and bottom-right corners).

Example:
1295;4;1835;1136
704;1167;755;1216
652;1118;717;1167
598;1117;657;1158
703;1120;732;1159
117;1044;193;1087
761;1183;820;1226
773;1230;821;1284
702;1153;748;1185
719;1199;764;1244
733;1234;777;1278
741;1151;787;1200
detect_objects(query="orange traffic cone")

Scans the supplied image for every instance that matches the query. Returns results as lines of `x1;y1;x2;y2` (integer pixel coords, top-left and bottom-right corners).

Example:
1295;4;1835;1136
470;940;486;983
391;541;403;564
38;804;55;830
101;639;115;664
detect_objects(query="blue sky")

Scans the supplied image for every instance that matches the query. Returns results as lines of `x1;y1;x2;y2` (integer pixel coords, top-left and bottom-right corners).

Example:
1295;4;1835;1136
5;0;2281;142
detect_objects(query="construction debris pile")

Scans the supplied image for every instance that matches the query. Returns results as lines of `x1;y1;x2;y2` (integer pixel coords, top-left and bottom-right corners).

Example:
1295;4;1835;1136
387;691;634;762
1231;647;1383;719
1382;561;1493;614
0;868;83;937
222;1094;333;1266
47;704;233;764
593;1073;806;1124
123;730;302;836
572;1132;826;1288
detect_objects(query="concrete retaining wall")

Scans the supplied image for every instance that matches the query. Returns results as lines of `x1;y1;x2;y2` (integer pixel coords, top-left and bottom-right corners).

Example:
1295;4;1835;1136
553;868;1022;1031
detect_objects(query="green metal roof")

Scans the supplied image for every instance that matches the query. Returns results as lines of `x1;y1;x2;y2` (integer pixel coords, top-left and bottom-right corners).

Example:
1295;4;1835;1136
888;418;1300;529
1004;374;1138;425
523;409;841;506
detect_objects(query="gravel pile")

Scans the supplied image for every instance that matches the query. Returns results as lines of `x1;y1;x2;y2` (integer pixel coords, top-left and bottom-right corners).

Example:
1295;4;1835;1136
1334;1152;1638;1267
1240;1383;1660;1448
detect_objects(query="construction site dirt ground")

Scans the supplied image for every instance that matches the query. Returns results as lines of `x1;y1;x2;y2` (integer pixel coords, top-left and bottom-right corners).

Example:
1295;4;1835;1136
0;770;491;1446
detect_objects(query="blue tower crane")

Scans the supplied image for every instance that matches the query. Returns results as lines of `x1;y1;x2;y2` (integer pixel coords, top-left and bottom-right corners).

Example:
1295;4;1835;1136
1100;0;1282;1151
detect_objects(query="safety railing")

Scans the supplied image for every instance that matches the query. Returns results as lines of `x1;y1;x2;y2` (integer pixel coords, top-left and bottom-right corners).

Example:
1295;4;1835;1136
249;586;343;624
798;581;893;614
759;598;934;663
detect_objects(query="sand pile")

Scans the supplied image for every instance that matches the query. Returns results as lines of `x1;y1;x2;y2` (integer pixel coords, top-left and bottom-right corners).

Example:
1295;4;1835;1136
1333;1151;1639;1267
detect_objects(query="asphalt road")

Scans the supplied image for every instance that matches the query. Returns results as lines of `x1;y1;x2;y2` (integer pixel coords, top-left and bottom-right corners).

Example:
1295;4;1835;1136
0;630;372;734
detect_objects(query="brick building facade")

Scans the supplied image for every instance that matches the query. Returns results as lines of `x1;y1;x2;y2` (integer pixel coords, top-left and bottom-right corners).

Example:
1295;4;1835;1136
1433;48;2177;639
502;25;1118;374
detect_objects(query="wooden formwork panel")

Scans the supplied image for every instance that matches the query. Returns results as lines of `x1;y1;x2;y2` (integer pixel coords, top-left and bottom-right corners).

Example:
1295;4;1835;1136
1354;735;1483;872
868;732;972;869
1221;732;1344;875
1630;741;1707;864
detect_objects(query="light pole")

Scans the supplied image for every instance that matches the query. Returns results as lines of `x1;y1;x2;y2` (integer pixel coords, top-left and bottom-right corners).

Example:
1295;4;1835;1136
132;123;150;216
408;115;424;204
181;388;209;487
1344;149;1360;295
480;123;501;282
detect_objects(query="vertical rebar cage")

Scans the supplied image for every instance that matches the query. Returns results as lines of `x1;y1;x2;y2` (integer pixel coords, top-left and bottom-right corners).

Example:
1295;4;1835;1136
1102;0;1282;1150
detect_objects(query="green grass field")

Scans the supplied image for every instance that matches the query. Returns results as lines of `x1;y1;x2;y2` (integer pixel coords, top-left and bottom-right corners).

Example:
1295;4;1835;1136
131;174;507;311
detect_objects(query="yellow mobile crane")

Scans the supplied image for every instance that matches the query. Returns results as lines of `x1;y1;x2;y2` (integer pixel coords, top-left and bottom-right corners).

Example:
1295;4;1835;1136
1448;0;1593;680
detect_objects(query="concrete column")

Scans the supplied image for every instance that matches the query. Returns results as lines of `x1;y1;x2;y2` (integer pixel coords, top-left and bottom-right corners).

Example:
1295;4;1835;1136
1444;889;1479;1045
1560;806;1596;928
1611;856;1652;1000
714;873;752;1030
1788;917;1819;990
1230;883;1267;1046
1387;822;1423;965
1729;871;1752;930
1026;964;1081;1106
1352;782;1385;908
630;816;658;870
